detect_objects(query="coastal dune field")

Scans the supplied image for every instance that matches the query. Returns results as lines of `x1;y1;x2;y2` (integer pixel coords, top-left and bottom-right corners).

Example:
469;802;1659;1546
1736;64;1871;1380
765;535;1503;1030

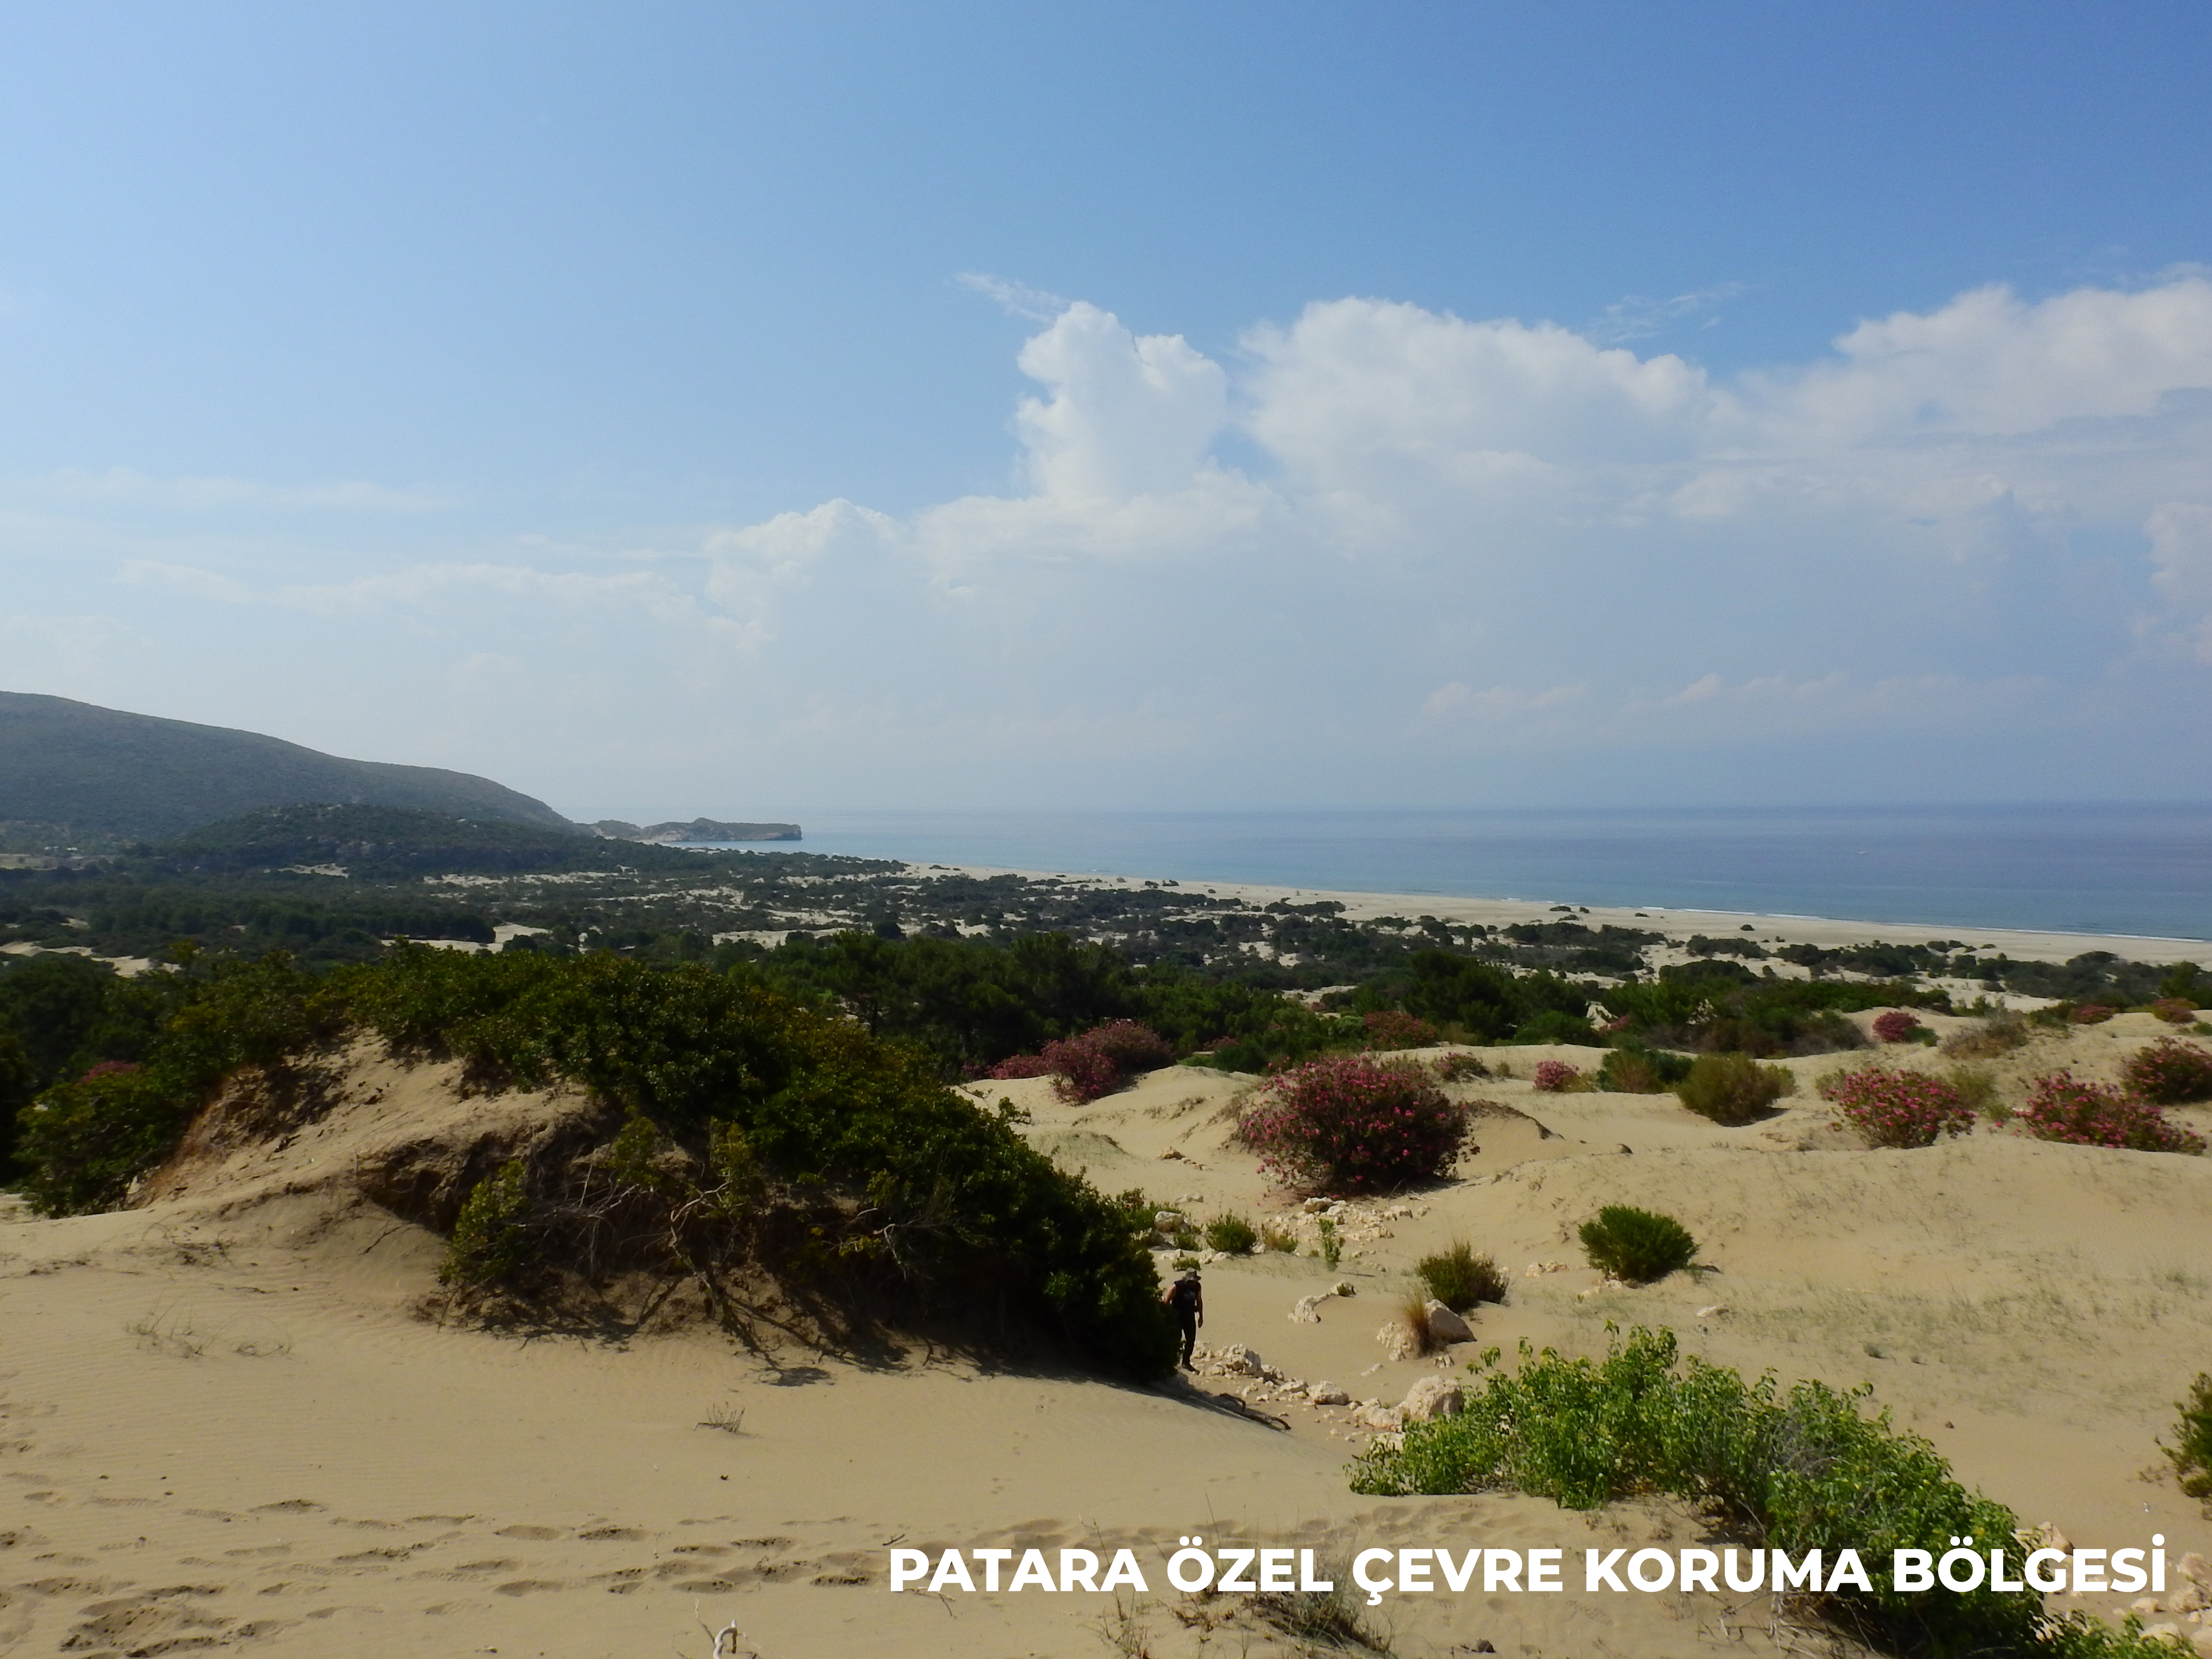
3;953;2211;1656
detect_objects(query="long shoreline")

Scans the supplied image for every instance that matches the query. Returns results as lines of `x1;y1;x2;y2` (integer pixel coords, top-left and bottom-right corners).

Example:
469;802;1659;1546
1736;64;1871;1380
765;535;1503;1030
912;860;2211;967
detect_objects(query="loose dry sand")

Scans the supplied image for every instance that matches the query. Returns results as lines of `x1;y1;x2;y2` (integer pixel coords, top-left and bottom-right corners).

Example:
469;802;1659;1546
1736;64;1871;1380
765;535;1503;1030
4;1015;2211;1655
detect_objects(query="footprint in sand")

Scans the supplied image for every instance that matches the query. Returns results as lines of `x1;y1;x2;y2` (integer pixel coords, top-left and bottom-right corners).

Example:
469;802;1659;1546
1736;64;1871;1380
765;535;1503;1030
493;1523;564;1540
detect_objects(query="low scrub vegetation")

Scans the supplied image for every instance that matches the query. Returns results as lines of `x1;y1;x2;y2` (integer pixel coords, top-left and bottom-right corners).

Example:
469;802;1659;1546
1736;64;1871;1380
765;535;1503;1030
1871;1010;1924;1043
2013;1070;2205;1154
1202;1213;1259;1254
1530;1058;1584;1092
1349;1326;2164;1658
1675;1052;1793;1125
1416;1239;1507;1310
16;946;1179;1377
1430;1050;1489;1082
1941;1011;2031;1058
2169;1371;2212;1516
1234;1053;1466;1195
1817;1067;1977;1148
1596;1043;1692;1094
1578;1205;1698;1284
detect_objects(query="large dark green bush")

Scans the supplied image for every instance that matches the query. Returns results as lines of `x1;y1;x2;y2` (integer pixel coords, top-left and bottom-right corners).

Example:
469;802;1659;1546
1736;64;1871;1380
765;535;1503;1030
1578;1204;1698;1284
1676;1051;1793;1124
1349;1327;2155;1658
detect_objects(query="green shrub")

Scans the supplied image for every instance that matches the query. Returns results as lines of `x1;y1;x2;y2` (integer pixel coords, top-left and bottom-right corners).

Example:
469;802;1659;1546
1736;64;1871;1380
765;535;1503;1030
1947;1063;2003;1120
1578;1205;1698;1284
1349;1326;2141;1658
1203;1213;1259;1254
1675;1051;1793;1125
1259;1221;1298;1252
15;1062;196;1214
1597;1044;1691;1093
2166;1371;2212;1515
1416;1239;1507;1310
441;1161;532;1286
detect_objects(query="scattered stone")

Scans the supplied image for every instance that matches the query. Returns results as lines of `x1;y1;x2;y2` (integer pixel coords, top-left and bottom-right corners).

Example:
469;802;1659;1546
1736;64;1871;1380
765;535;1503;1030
1374;1320;1423;1362
1215;1344;1264;1376
1399;1375;1464;1422
1358;1404;1406;1431
1423;1300;1475;1344
1289;1296;1325;1324
1154;1210;1186;1230
1522;1260;1568;1277
2183;1553;2212;1588
1302;1197;1334;1214
1157;1147;1186;1160
1617;1143;1634;1154
1695;1304;1731;1318
1309;1383;1350;1405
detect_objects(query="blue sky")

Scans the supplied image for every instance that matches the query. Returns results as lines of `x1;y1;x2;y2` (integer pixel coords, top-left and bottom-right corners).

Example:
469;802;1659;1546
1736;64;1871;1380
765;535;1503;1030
4;2;2211;818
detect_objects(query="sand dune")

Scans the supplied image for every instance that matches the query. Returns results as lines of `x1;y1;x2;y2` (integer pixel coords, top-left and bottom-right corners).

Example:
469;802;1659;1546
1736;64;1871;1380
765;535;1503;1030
4;1013;2211;1657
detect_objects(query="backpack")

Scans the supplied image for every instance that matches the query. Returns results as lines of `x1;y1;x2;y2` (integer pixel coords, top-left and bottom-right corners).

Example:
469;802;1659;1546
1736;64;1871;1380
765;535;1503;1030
1165;1278;1200;1314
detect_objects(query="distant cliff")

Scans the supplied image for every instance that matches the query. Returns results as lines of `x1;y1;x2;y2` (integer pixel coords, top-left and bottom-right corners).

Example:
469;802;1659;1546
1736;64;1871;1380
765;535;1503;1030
0;691;577;844
590;817;802;843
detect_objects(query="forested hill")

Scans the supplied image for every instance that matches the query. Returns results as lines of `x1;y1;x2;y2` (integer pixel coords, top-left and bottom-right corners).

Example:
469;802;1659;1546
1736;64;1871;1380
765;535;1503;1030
152;804;702;877
0;691;575;844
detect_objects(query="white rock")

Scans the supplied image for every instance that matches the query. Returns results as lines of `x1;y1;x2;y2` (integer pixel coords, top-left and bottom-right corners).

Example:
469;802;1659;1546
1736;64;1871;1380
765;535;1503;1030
1696;1304;1731;1318
2171;1581;2208;1614
1215;1344;1264;1376
1424;1300;1475;1344
1289;1295;1324;1324
1310;1382;1350;1405
1302;1197;1334;1213
1399;1374;1464;1421
1374;1320;1424;1362
1154;1210;1186;1230
2185;1554;2212;1589
2188;1627;2212;1659
1359;1404;1406;1431
2139;1623;2182;1649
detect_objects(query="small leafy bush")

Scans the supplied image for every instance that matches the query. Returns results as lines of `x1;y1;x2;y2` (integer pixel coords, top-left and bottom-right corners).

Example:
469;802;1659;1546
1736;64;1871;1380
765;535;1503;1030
1674;1052;1793;1125
1947;1063;2003;1121
2068;1002;2115;1024
2151;997;2199;1025
1236;1054;1466;1195
1596;1044;1691;1094
1349;1326;2133;1659
441;1160;532;1286
1361;1009;1438;1050
1530;1059;1582;1092
2013;1070;2205;1154
1203;1213;1259;1254
1817;1067;1976;1148
2167;1371;2212;1515
1577;1204;1698;1284
1871;1010;1923;1043
2122;1036;2212;1104
1431;1051;1490;1082
1417;1239;1507;1310
1942;1012;2031;1058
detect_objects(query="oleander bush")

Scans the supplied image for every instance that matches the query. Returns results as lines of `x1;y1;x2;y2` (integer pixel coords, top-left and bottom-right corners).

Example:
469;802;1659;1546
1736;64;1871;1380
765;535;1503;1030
2121;1036;2212;1104
2068;1002;2115;1025
2011;1070;2205;1154
1817;1067;1977;1148
1577;1204;1698;1284
1416;1239;1508;1310
1530;1058;1583;1092
1675;1051;1793;1125
994;1018;1172;1102
1871;1010;1923;1043
1234;1053;1467;1195
1348;1325;2159;1659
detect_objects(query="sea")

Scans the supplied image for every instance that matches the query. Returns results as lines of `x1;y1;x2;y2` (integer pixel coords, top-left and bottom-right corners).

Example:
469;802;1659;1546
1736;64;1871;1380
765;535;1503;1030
735;805;2212;944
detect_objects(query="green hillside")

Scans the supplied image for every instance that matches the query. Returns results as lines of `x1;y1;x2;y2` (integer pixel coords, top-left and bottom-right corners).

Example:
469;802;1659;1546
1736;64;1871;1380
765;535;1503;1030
0;691;575;844
152;803;700;877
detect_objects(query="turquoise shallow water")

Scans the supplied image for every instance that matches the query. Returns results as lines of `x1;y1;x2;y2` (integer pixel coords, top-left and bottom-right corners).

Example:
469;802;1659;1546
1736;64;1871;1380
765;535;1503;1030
746;805;2212;943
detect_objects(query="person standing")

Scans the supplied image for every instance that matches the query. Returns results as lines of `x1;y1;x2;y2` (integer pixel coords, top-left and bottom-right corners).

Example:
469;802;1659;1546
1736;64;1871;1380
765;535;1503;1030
1164;1269;1203;1370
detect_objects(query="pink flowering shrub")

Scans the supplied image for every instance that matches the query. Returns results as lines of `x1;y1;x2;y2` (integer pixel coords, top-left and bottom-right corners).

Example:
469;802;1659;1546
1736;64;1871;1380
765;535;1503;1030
2013;1069;2205;1154
2151;997;2199;1025
1871;1011;1923;1044
2068;1003;2115;1025
1818;1067;1975;1148
77;1060;143;1083
1530;1059;1582;1093
1361;1010;1440;1050
1235;1054;1466;1194
989;1020;1175;1103
2122;1037;2212;1105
